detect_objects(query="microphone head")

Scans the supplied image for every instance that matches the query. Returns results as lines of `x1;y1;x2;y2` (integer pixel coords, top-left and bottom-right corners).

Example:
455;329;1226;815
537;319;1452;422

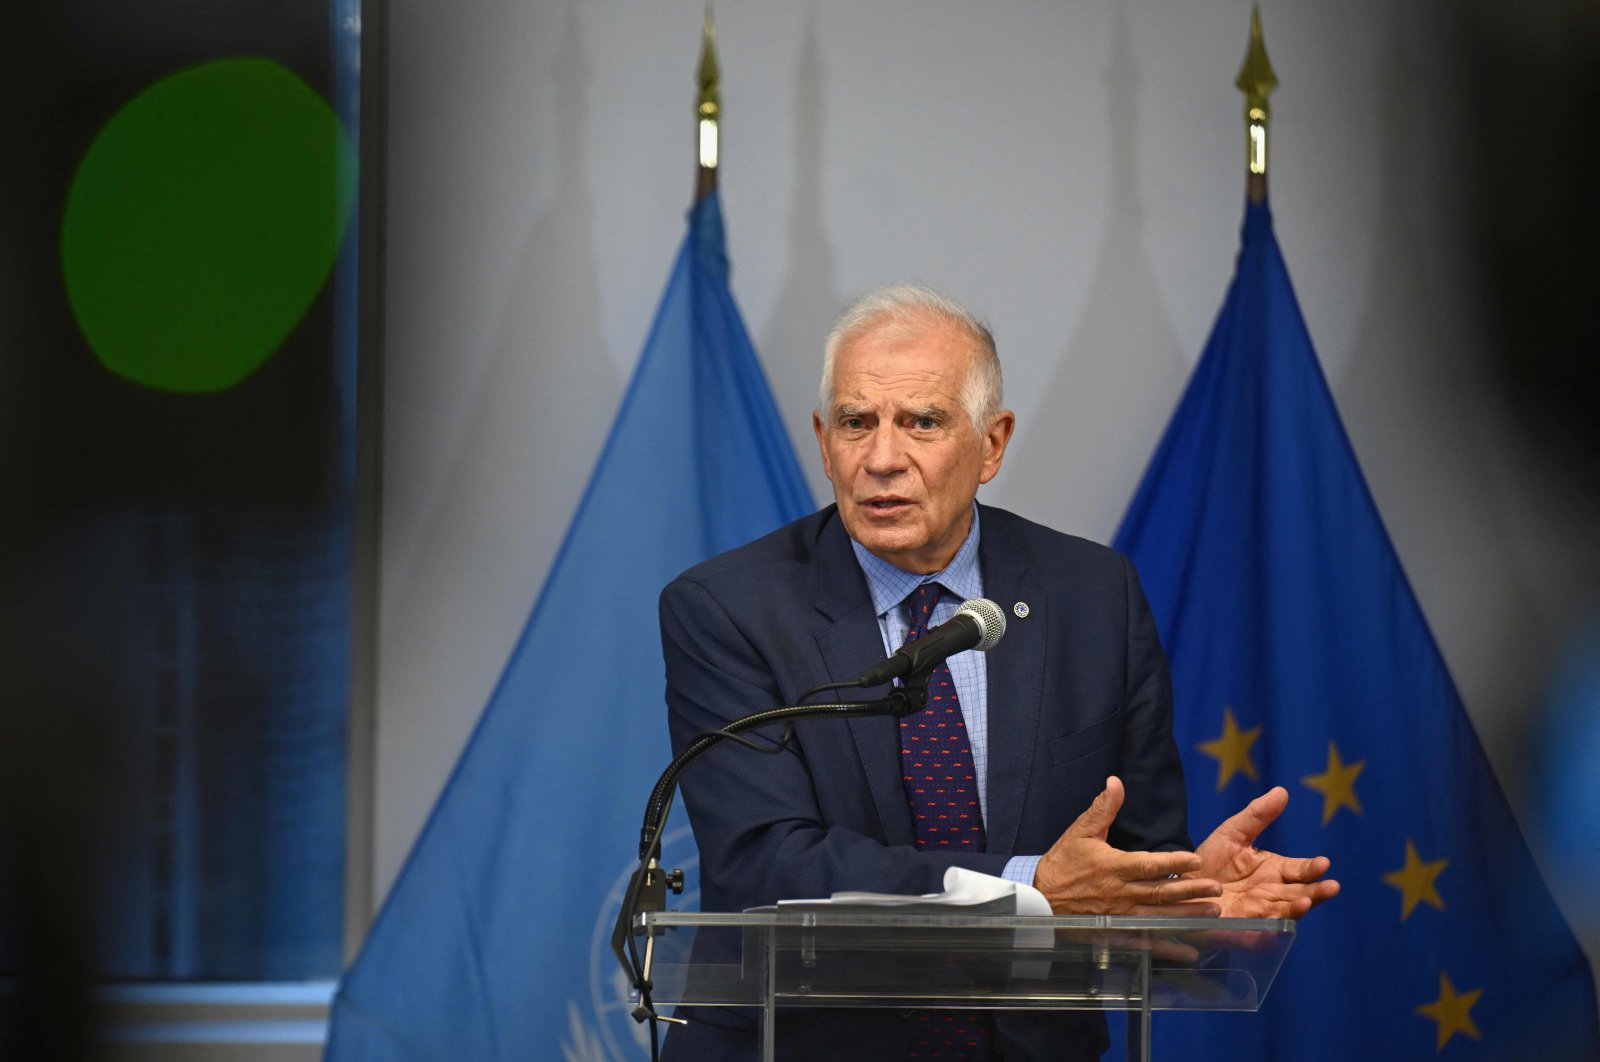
955;597;1007;652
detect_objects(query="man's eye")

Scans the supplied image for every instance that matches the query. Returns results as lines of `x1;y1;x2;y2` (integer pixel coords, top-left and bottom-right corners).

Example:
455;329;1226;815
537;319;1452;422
914;417;938;430
841;417;864;430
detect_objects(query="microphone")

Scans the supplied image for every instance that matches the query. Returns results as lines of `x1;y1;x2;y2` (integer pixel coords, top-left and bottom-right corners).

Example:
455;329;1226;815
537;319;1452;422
856;597;1007;688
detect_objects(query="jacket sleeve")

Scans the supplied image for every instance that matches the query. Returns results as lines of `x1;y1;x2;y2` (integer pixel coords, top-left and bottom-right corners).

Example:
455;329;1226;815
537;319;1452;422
1106;555;1193;854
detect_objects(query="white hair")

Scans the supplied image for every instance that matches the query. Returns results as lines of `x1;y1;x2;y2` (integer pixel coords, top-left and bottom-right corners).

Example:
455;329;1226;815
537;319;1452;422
819;285;1004;434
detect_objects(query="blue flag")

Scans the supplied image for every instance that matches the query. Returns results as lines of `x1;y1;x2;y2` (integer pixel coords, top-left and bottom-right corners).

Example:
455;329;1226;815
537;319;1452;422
1114;200;1597;1058
327;189;813;1059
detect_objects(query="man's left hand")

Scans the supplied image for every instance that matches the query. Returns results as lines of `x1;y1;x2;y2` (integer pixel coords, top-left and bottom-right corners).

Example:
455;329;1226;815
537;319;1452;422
1194;786;1340;919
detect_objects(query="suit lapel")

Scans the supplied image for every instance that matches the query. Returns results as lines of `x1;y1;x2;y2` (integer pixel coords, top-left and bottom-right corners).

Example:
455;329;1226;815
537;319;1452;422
811;512;918;848
977;507;1044;856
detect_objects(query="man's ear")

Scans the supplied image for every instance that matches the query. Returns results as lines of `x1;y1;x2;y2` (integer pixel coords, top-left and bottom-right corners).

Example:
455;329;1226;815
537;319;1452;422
978;410;1016;484
813;410;833;480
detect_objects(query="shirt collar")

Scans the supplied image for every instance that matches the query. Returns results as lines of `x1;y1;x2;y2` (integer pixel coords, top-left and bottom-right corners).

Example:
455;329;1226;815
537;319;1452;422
849;504;984;617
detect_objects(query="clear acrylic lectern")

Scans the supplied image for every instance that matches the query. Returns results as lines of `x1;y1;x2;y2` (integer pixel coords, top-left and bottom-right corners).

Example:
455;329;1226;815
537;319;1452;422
635;911;1294;1061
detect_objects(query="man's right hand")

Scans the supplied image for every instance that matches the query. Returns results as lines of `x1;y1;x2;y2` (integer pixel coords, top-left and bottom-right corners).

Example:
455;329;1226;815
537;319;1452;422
1032;776;1222;916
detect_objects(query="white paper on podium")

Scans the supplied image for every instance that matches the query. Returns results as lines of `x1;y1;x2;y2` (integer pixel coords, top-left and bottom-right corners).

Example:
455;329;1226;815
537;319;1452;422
806;866;1052;914
779;866;1050;913
777;867;1055;978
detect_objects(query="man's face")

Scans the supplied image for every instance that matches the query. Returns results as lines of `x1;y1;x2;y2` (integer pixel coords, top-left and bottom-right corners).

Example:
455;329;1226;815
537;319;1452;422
813;313;1015;575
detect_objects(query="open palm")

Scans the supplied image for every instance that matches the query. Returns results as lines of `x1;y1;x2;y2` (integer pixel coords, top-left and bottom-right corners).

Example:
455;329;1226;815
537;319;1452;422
1194;786;1340;919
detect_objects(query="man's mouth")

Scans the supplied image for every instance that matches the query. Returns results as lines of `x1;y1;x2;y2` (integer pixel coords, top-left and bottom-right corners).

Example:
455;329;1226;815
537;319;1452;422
862;497;911;512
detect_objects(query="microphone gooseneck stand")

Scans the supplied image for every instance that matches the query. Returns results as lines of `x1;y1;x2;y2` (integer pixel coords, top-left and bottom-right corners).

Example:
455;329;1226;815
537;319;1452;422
611;677;932;1058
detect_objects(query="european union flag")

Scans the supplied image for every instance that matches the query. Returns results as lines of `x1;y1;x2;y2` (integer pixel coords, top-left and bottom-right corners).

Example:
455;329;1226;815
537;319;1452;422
326;189;813;1059
1114;200;1597;1058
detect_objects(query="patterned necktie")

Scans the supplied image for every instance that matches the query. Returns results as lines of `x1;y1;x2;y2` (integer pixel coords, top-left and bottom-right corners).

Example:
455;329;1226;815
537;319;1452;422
899;583;986;852
899;583;993;1061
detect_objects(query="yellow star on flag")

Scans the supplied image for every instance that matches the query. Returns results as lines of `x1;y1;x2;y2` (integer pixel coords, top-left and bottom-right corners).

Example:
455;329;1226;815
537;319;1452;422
1383;839;1448;921
1300;741;1364;825
1197;706;1262;791
1416;971;1483;1052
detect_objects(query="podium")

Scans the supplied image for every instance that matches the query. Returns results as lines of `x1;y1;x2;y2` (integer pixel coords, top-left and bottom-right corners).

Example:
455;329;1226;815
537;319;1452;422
636;911;1295;1061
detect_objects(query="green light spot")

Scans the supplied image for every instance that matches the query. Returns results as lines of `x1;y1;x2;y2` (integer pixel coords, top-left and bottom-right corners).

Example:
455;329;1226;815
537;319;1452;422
62;58;356;393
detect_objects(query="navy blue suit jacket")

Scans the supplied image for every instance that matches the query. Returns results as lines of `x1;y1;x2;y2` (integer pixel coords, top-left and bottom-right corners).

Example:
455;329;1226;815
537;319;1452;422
659;503;1190;1059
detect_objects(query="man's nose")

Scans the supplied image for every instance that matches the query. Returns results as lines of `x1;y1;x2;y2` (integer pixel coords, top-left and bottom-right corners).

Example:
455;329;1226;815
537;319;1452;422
861;424;908;477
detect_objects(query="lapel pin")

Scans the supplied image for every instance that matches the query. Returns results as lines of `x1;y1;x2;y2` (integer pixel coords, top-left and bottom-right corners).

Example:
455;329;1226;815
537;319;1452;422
1013;602;1030;618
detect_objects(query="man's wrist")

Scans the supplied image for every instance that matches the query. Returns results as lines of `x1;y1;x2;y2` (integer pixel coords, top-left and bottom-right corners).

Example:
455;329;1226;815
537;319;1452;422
1002;854;1043;887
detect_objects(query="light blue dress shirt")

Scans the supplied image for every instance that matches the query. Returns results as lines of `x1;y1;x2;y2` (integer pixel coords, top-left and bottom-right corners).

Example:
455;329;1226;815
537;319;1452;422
848;506;1042;888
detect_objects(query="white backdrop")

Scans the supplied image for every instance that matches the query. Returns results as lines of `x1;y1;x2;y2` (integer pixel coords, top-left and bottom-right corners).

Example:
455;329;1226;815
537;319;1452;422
373;0;1600;971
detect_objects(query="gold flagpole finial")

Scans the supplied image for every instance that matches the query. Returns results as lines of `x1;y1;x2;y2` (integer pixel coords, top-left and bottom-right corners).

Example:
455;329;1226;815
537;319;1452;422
1235;4;1278;201
696;3;721;198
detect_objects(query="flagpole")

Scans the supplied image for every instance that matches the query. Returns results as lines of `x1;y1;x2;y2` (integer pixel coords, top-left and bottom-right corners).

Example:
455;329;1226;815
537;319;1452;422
606;7;728;1037
696;4;720;202
1236;5;1278;204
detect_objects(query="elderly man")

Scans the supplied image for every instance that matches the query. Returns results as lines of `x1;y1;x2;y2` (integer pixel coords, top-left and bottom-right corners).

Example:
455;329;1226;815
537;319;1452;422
660;286;1337;1060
